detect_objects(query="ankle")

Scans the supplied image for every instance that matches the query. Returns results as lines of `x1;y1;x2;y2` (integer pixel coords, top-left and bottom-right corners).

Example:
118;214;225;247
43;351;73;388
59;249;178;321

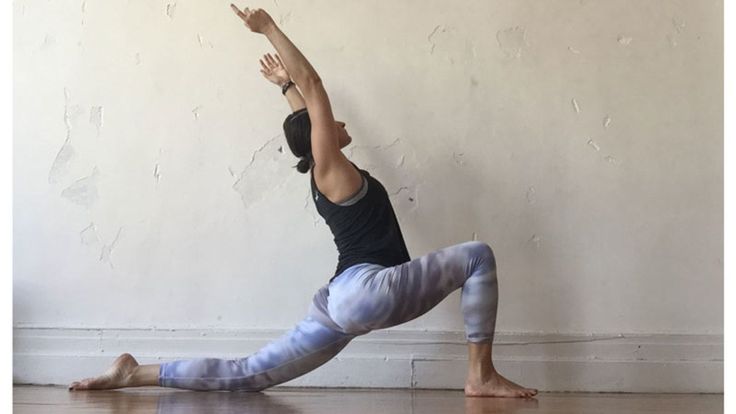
127;364;160;387
467;364;498;383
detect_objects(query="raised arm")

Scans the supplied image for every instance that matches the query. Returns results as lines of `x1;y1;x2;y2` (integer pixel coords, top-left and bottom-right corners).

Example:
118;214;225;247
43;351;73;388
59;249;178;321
231;5;343;173
259;52;306;112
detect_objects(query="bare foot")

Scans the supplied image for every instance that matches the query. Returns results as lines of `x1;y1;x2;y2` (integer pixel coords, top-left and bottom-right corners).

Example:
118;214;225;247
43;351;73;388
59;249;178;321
465;371;538;398
68;353;139;391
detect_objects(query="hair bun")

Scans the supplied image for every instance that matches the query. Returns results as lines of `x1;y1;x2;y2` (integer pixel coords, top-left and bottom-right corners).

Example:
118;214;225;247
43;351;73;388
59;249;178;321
296;156;312;174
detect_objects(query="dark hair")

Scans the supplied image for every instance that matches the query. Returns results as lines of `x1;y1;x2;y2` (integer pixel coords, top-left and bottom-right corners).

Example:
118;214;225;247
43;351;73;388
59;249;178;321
283;108;314;174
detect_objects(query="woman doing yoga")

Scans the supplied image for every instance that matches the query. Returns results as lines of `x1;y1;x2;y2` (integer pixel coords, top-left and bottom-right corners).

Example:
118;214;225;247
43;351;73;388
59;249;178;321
68;5;537;398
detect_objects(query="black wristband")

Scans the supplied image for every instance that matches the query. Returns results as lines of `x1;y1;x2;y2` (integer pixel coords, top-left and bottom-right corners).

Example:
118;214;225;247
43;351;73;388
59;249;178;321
281;80;295;95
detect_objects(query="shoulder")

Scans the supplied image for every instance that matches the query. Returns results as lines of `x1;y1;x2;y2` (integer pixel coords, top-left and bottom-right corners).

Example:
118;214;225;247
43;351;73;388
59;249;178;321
312;155;364;204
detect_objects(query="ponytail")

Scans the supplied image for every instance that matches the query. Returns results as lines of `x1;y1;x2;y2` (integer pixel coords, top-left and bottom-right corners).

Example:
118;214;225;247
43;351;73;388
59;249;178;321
296;153;314;174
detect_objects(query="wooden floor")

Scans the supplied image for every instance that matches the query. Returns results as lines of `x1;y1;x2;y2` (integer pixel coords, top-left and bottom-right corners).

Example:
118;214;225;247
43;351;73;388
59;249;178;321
13;385;723;414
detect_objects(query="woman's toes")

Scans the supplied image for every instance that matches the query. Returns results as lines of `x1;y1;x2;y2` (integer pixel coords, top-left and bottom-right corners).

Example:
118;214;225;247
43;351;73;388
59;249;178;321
77;379;93;390
69;380;89;391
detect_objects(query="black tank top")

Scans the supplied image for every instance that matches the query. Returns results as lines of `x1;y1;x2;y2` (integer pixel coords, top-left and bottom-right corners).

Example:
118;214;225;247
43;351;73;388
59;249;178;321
310;162;411;282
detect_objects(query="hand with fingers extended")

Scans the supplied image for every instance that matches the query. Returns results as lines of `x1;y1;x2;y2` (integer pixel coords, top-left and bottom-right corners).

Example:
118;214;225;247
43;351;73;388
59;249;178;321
260;53;291;85
230;4;276;34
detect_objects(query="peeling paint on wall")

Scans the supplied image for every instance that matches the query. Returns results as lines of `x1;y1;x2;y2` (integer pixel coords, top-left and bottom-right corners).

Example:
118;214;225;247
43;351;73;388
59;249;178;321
587;139;601;152
396;154;405;167
427;25;446;54
603;115;612;128
153;163;162;185
61;167;100;208
389;185;418;209
80;223;99;246
89;106;103;136
617;35;633;46
134;53;141;65
166;2;176;20
666;34;678;47
383;138;401;150
526;186;537;204
196;34;214;48
572;98;581;114
529;234;542;249
232;135;286;209
41;34;55;50
270;0;291;24
278;11;292;25
99;227;123;269
192;106;202;120
672;17;686;34
496;26;528;58
153;148;164;186
81;0;86;26
344;136;419;213
63;88;73;131
604;155;619;165
48;137;75;184
667;18;686;48
49;89;79;184
452;152;466;166
568;46;581;54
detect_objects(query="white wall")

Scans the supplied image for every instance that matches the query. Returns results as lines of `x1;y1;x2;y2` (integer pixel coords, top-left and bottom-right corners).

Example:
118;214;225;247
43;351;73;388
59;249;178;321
13;0;722;391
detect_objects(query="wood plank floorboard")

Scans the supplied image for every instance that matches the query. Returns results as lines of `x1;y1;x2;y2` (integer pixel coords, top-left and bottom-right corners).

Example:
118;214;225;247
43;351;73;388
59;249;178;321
13;385;723;414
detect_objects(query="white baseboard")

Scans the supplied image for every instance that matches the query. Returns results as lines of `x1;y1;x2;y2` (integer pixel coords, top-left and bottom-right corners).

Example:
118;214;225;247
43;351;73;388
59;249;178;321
13;326;723;393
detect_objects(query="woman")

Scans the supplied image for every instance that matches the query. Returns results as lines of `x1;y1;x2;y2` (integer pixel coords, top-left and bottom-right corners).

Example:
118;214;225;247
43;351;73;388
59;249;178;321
68;5;537;398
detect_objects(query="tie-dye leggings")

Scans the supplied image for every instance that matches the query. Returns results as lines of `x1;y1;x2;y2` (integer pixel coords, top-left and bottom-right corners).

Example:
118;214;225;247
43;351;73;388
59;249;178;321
159;240;498;391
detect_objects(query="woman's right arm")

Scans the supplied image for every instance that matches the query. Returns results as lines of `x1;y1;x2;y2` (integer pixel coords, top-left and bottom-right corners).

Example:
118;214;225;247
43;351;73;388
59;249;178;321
231;5;344;172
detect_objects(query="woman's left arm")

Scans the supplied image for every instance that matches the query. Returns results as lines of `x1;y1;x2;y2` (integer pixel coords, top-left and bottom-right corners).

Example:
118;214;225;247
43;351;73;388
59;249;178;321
231;4;344;172
283;85;307;112
259;53;306;112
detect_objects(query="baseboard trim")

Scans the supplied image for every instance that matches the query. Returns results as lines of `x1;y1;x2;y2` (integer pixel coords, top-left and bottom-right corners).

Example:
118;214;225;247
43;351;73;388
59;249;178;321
13;326;723;393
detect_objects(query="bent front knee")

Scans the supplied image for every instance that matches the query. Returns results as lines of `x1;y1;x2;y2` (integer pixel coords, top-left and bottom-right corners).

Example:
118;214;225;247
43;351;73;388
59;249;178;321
464;241;497;272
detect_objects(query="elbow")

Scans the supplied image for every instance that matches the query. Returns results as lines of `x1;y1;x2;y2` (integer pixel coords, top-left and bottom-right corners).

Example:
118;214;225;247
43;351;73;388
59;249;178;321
304;76;322;87
296;76;323;96
296;75;321;87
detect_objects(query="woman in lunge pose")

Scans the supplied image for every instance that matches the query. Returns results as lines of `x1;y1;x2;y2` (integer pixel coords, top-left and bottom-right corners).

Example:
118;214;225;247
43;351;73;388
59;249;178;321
69;5;537;398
